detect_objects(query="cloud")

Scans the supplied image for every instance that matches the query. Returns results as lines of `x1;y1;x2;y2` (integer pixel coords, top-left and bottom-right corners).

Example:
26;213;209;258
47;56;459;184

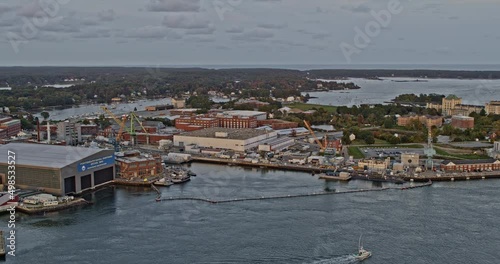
341;4;372;14
163;13;211;29
0;4;15;15
226;26;244;34
120;26;183;40
74;29;112;39
98;9;116;22
257;23;287;29
146;0;201;12
232;28;274;41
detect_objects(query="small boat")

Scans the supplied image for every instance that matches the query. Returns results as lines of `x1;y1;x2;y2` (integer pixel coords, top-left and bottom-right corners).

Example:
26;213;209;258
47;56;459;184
153;178;173;187
319;171;351;181
357;235;372;261
171;175;191;184
187;170;197;177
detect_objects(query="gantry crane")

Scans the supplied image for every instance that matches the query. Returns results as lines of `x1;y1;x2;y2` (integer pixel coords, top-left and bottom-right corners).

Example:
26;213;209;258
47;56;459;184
101;106;127;151
129;112;150;145
303;120;326;152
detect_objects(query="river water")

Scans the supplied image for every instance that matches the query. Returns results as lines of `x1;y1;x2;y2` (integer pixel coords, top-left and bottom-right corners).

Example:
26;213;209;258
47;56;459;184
305;78;500;107
4;163;499;264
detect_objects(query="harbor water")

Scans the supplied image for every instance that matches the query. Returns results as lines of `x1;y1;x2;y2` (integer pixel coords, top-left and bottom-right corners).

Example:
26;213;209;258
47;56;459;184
3;163;500;264
305;77;500;107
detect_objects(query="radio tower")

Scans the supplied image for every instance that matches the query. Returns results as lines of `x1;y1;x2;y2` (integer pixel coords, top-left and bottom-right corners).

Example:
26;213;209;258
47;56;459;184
424;120;436;170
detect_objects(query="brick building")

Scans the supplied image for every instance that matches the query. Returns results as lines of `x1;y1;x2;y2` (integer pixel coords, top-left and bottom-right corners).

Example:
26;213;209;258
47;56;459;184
217;115;258;129
451;115;474;129
115;151;163;179
441;159;500;172
0;117;21;138
175;116;218;129
397;115;443;127
257;119;298;130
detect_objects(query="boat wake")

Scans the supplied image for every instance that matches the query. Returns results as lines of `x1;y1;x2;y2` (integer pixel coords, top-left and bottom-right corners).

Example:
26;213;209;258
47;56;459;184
306;254;358;264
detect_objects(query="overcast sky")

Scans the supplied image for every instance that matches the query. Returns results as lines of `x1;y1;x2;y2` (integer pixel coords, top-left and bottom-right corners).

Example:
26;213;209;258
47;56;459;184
0;0;499;66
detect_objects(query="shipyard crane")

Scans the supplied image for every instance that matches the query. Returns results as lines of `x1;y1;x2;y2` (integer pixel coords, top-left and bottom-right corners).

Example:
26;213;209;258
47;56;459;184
100;106;127;151
303;120;326;152
129;112;150;145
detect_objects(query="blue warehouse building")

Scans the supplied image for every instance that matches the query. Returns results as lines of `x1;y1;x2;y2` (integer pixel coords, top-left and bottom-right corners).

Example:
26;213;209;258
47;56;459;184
0;143;115;196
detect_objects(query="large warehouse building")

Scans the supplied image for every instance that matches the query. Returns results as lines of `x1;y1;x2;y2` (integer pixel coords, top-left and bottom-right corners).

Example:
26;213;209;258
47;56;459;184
0;143;115;196
174;128;278;152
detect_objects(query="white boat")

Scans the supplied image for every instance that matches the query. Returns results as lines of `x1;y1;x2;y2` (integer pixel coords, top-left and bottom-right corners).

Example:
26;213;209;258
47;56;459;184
357;235;372;261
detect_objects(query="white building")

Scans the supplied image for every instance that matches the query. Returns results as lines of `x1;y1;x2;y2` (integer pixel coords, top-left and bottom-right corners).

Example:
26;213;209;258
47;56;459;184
174;128;277;152
222;110;267;121
258;137;295;152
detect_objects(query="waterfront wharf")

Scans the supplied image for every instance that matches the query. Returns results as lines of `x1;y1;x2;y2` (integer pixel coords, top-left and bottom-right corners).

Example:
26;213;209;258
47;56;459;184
192;156;323;173
155;181;432;204
192;157;500;182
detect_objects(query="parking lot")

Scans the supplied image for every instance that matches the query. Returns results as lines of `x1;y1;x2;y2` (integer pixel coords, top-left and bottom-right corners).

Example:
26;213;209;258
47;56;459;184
360;147;425;158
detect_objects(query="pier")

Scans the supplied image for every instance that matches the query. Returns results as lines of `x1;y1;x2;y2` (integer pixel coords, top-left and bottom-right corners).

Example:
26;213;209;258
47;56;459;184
155;181;432;204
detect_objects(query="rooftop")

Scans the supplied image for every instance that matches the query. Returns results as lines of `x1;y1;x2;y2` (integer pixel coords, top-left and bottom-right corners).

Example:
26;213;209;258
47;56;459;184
223;110;266;117
0;143;111;169
177;127;273;140
442;159;499;165
445;94;461;100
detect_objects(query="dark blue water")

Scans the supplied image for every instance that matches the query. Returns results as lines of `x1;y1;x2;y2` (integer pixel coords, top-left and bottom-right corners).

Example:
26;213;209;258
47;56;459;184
3;163;500;264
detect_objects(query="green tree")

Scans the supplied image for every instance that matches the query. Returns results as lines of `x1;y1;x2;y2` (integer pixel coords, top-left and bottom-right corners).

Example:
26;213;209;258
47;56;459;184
364;135;375;145
40;111;50;120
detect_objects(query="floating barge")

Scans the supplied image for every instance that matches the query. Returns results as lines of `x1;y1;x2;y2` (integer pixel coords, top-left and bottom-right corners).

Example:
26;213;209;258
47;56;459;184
15;198;89;215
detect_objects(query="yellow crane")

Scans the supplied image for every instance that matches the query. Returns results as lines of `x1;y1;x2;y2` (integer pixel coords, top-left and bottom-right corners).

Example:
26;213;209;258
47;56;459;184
303;120;325;151
100;106;127;142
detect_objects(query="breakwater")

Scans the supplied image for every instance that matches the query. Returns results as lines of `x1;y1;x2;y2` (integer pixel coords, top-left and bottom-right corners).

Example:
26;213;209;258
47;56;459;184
155;181;432;204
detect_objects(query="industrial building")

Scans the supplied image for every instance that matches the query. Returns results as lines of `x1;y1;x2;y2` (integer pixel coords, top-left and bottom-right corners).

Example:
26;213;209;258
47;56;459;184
222;110;267;121
257;119;299;130
440;159;500;172
145;105;174;111
174;127;278;152
115;151;163;179
357;158;391;171
451;115;474;129
258;137;295;152
0;143;115;196
0;117;21;139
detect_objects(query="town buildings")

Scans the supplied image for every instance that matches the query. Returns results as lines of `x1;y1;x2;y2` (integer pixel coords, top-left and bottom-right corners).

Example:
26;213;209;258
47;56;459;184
397;115;443;127
426;95;484;116
485;101;500;115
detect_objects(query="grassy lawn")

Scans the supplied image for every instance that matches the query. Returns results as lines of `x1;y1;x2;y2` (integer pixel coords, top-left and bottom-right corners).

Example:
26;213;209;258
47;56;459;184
434;147;490;160
288;102;337;113
348;146;365;159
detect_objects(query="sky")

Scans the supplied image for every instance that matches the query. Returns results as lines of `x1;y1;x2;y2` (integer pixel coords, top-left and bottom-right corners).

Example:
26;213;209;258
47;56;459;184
0;0;499;66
